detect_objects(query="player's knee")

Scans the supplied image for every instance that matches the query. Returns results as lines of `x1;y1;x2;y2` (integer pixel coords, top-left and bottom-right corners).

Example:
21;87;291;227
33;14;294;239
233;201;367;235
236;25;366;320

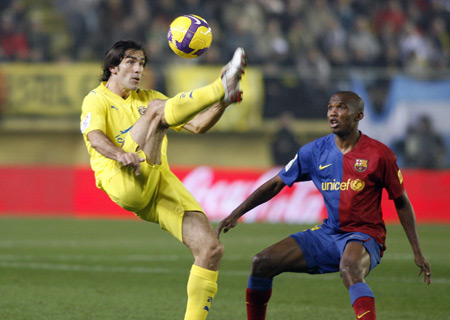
251;252;273;277
215;241;225;260
147;98;166;110
145;99;168;126
340;258;364;280
199;239;224;268
207;239;224;262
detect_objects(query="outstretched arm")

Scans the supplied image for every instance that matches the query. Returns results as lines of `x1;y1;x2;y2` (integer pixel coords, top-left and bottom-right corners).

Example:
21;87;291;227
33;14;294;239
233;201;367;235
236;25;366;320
182;101;230;134
216;175;286;237
394;191;431;285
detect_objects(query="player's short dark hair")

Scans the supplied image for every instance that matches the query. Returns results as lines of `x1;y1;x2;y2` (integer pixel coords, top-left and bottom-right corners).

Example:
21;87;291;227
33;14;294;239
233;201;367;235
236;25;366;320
335;91;364;112
101;40;148;81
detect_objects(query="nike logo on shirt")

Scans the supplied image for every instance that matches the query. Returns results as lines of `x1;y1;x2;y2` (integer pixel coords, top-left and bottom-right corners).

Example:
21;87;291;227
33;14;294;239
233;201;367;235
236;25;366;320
357;310;371;319
319;164;332;170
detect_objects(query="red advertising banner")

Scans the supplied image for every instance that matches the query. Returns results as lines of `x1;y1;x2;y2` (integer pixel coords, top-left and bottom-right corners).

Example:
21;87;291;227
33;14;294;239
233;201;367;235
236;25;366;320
0;166;449;224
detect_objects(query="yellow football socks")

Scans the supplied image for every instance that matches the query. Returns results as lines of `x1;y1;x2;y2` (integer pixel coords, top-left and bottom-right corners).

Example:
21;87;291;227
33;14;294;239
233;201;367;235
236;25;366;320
184;264;218;320
164;77;224;126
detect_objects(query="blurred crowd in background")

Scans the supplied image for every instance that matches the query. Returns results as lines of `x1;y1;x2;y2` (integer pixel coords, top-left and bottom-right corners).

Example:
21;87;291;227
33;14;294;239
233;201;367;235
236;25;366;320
2;0;450;116
1;0;449;69
0;0;449;169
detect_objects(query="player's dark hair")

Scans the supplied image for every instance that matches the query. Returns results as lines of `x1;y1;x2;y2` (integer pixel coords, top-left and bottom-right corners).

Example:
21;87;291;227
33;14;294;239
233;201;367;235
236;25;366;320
336;91;364;112
101;40;148;81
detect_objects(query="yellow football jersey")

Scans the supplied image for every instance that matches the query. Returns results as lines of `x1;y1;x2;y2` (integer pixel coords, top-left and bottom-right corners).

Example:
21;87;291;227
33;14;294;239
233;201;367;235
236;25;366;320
80;82;169;187
80;82;204;240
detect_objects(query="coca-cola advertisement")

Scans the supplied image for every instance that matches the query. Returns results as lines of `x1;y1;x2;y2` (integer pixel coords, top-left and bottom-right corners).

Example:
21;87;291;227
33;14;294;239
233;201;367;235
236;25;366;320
0;166;448;224
180;166;326;224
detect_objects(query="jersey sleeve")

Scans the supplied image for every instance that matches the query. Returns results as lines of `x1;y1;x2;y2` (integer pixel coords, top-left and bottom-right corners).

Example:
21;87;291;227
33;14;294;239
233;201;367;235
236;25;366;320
382;147;405;200
80;91;108;135
279;143;313;187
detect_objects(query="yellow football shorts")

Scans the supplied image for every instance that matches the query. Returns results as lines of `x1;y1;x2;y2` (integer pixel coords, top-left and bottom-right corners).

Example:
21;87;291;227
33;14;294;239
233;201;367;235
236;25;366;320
99;133;205;242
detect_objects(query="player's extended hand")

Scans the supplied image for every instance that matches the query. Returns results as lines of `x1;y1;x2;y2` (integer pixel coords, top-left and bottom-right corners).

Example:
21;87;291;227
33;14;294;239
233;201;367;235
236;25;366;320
415;253;431;285
216;213;239;238
117;152;145;175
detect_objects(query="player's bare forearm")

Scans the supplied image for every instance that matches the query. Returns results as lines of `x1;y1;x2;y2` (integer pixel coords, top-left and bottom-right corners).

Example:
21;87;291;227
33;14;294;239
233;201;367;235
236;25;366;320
394;191;432;284
241;175;286;213
216;175;286;236
183;101;229;133
87;130;144;175
87;130;125;161
394;192;422;254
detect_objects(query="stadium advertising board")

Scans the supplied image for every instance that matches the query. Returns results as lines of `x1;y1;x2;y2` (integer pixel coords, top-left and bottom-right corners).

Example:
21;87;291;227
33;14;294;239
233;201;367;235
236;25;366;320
0;166;448;224
0;64;263;131
165;65;264;131
0;64;99;116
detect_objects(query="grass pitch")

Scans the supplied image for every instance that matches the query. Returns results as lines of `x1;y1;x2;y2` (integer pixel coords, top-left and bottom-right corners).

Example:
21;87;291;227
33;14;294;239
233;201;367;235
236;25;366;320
0;217;448;319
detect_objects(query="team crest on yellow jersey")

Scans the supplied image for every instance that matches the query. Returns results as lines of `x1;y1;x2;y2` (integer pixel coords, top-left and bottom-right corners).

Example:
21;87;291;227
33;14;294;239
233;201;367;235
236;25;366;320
138;106;146;115
354;159;368;172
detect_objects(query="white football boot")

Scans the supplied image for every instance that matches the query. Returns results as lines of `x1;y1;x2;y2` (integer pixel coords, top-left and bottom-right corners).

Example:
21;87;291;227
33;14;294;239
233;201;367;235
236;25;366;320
221;47;247;103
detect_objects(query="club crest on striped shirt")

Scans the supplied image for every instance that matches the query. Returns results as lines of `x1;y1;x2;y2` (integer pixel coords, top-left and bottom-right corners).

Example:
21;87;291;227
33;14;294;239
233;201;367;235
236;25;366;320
354;159;368;172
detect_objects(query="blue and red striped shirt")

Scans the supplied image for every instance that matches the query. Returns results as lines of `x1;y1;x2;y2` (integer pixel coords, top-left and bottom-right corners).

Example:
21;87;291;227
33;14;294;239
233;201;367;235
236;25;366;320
279;132;404;251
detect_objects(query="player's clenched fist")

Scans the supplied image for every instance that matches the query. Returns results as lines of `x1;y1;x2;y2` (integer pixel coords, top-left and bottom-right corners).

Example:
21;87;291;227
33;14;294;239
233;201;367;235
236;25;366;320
116;152;145;175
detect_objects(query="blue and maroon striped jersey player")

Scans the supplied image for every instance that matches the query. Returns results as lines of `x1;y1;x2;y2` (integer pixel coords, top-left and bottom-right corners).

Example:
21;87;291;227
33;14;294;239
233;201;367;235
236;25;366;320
279;132;405;252
218;91;430;320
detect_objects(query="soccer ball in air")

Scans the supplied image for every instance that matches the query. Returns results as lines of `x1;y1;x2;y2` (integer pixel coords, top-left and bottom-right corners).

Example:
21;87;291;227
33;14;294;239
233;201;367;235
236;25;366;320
167;14;212;59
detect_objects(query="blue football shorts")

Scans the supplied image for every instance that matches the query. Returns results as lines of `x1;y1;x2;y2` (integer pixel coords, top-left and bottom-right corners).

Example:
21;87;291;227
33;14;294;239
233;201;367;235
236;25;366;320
289;226;381;274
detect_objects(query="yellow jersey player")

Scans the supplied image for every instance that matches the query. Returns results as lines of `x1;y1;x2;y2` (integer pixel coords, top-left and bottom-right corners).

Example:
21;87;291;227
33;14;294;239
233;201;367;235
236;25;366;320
80;40;246;320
